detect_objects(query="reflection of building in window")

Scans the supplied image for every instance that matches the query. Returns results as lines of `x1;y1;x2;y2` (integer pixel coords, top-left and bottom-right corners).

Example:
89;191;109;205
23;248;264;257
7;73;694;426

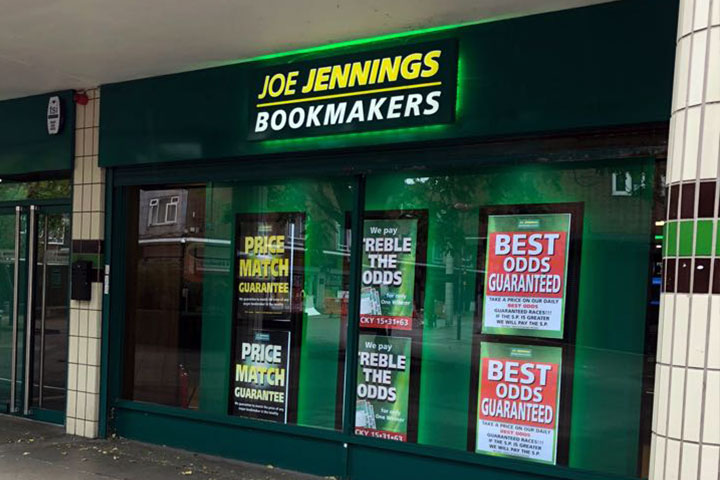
148;195;180;226
148;198;159;226
166;196;179;224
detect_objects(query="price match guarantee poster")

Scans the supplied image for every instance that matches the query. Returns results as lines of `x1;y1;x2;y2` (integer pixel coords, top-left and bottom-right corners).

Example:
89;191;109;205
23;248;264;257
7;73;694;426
231;213;304;422
359;218;418;331
481;213;571;339
235;213;304;322
476;342;562;464
355;334;412;441
232;329;291;422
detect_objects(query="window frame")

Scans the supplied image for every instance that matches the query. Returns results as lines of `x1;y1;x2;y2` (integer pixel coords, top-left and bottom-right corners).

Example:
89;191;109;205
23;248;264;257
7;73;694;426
105;132;666;480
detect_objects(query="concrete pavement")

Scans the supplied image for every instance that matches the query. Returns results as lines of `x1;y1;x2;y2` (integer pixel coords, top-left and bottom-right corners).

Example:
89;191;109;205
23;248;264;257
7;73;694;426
0;415;324;480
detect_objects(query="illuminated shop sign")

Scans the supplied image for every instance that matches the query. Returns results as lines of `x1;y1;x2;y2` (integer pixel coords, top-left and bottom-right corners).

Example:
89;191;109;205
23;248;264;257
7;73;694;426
249;39;458;140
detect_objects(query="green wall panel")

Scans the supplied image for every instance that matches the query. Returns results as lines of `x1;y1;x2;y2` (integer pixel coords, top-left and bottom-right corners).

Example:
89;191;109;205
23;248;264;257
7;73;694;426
0;91;75;176
113;407;347;477
665;221;678;256
99;0;676;168
696;220;713;256
678;220;694;257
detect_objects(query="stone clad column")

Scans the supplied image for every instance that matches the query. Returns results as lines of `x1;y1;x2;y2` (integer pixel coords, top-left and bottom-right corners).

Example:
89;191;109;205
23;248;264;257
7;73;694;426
650;1;720;479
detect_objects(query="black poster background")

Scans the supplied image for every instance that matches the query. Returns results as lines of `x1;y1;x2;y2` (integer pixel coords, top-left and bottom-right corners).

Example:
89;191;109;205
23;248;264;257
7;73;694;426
231;329;291;421
230;212;305;423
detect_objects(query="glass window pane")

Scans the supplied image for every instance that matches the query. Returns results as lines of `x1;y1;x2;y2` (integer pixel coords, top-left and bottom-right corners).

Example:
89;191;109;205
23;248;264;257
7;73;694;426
0;179;71;202
123;186;203;408
122;177;353;430
356;159;662;478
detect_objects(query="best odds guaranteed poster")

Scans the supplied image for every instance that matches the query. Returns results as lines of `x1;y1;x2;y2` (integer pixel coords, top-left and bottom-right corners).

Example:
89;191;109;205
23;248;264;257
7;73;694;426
232;213;304;422
359;218;418;331
476;342;562;464
355;334;412;441
481;213;571;339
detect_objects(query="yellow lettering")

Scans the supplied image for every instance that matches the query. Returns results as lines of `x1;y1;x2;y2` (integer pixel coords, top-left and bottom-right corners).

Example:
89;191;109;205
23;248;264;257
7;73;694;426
285;71;299;95
400;53;423;79
329;64;350;90
369;58;381;84
258;75;271;100
313;66;332;91
378;56;401;83
267;73;286;98
301;68;317;94
422;50;441;78
349;61;371;87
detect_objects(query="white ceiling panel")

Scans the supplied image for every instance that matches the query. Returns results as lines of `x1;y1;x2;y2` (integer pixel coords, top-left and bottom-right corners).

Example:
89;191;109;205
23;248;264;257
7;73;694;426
0;0;615;100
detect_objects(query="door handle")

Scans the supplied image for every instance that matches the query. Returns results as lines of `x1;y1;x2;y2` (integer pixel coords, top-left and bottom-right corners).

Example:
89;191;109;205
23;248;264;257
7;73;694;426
9;206;21;413
38;214;49;408
23;205;36;415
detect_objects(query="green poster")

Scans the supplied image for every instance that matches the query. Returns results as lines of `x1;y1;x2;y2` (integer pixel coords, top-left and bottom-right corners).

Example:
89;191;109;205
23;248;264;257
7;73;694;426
481;213;571;339
355;334;412;442
476;342;563;464
360;218;418;331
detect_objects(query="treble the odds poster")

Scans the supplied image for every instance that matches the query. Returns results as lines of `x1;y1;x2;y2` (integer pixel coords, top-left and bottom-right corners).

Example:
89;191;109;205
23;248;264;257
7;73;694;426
355;334;412;442
359;218;418;331
481;213;571;339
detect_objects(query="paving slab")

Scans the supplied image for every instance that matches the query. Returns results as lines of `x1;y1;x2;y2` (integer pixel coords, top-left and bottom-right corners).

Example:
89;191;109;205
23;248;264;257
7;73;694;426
0;415;327;480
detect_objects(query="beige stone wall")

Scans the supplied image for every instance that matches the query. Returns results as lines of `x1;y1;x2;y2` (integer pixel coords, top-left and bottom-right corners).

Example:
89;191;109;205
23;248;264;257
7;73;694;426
650;1;720;479
66;88;104;438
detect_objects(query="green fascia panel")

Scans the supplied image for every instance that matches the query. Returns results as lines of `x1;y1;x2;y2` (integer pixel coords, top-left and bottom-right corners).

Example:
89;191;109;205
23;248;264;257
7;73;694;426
665;221;678;257
678;220;695;257
0;91;76;177
99;0;677;168
695;220;714;256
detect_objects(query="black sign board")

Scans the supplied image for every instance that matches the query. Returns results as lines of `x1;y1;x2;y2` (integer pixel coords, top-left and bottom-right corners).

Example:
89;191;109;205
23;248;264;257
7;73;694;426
248;39;458;140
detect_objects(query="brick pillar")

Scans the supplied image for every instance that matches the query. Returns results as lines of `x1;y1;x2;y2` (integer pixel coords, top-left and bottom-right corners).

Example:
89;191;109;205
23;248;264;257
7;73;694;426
66;88;104;438
650;1;720;479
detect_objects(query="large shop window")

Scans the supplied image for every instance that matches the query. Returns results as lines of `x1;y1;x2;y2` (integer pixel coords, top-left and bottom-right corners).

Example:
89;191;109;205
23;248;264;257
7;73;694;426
121;157;662;478
123;178;353;429
357;159;662;478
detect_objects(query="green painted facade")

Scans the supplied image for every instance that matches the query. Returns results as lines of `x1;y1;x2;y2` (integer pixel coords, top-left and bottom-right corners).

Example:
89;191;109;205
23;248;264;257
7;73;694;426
0;91;75;177
96;0;678;479
99;0;676;168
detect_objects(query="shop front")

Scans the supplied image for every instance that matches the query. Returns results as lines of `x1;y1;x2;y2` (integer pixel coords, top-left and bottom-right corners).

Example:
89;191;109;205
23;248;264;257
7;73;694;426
99;1;677;479
0;91;75;425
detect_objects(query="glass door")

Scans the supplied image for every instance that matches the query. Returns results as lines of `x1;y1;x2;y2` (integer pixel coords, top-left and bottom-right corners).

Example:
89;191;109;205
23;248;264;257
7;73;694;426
30;208;71;419
0;207;26;414
0;205;70;422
